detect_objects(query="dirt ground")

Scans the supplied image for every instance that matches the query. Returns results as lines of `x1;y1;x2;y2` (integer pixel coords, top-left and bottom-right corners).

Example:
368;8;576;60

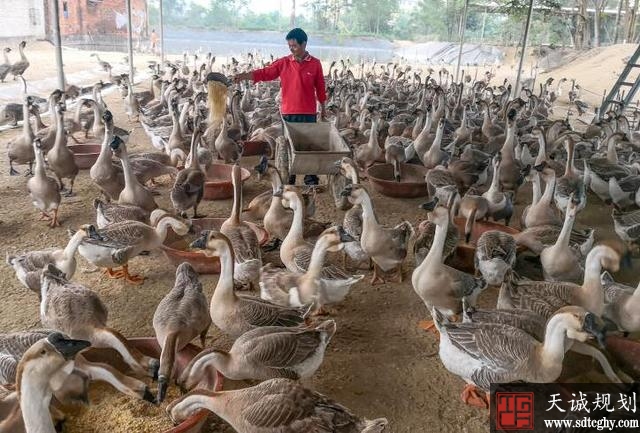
1;43;639;433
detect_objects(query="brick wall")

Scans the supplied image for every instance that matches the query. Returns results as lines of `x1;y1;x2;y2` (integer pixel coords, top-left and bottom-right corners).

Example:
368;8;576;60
58;0;147;38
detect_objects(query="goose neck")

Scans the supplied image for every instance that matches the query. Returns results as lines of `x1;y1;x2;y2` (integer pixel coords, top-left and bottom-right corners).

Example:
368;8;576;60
214;244;236;302
556;210;575;247
34;147;46;178
539;314;571;370
63;231;85;259
540;174;555;204
305;237;331;279
20;374;59;433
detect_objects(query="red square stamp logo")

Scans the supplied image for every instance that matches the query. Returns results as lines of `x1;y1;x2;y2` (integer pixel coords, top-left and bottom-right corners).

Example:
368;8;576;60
495;392;534;430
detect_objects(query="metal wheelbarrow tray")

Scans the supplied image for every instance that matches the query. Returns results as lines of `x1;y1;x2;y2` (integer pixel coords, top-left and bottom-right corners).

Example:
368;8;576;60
276;120;351;181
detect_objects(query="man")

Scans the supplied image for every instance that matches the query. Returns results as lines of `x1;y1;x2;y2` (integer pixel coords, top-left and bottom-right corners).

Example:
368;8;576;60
233;28;326;187
150;29;159;54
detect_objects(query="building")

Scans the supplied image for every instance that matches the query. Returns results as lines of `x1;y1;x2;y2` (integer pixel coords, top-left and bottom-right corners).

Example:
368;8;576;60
52;0;148;39
0;0;148;50
0;0;46;40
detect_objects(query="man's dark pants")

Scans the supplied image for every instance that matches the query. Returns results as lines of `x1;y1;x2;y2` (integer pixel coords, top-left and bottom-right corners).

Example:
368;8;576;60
282;114;319;186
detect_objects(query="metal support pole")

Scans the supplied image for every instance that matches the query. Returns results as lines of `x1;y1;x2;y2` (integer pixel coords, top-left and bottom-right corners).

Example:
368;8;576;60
126;0;135;83
513;0;534;99
455;0;470;83
159;0;165;63
51;0;65;90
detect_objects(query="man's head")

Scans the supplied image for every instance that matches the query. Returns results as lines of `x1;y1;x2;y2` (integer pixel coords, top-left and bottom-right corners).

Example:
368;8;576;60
286;28;307;58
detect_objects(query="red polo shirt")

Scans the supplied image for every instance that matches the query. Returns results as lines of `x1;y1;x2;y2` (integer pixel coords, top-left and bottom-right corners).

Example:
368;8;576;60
252;53;326;115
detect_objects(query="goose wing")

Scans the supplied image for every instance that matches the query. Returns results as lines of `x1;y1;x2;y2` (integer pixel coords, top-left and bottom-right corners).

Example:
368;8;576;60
444;322;534;389
237;295;306;327
247;328;322;371
82;221;151;249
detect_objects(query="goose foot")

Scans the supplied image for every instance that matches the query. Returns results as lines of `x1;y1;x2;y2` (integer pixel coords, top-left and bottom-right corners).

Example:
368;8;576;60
9;166;19;176
418;320;440;339
312;306;334;316
370;263;385;285
49;209;60;228
461;384;489;409
104;268;123;279
39;212;51;221
121;265;145;285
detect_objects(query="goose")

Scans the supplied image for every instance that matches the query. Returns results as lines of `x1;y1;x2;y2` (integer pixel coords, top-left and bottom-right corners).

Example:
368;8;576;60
39;265;159;378
540;195;586;283
215;120;243;163
608;175;640;210
93;199;149;228
601;271;640;333
260;226;363;312
611;208;640;250
555;135;587;213
254;157;327;249
46;102;78;196
498;245;623;319
153;263;211;402
482;154;514;225
354;115;381;170
413;194;459;266
498;109;526;194
341;184;413;284
514;224;594;256
384;136;415;181
457;191;490;244
220;164;262;290
14;333;89;433
77;210;189;284
0;47;11;82
110;135;158;212
189;230;311;339
33;90;63;154
89;111;125;201
462;301;627;385
337;157;369;269
522;165;563;228
9;41;29;80
6;93;34;176
167;378;388;433
90;53;111;72
586;133;636;203
26;139;61;227
6;227;86;294
277;187;354;281
421;117;447;169
474;230;517;286
0;330;154;405
434;306;606;408
170;124;206;218
412;207;486;332
178;321;336;387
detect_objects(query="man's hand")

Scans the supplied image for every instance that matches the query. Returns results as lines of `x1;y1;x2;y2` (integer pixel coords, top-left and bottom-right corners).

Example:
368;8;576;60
233;72;252;84
320;105;327;122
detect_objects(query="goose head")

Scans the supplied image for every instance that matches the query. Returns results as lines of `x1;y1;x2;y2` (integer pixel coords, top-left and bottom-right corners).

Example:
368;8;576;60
17;333;90;395
109;135;125;157
280;186;302;210
340;183;368;205
552;306;607;348
190;230;233;259
318;225;356;253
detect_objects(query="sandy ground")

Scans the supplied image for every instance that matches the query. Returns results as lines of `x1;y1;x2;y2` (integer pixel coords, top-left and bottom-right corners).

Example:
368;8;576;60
1;43;639;433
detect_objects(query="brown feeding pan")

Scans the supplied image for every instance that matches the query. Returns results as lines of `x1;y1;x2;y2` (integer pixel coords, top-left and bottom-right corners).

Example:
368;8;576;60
446;217;522;273
161;217;269;274
366;163;429;198
240;140;269;157
81;337;223;433
68;143;102;169
605;335;640;379
203;163;251;200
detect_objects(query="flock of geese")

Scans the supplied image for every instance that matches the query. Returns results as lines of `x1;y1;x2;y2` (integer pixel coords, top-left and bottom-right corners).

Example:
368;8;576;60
0;41;29;83
1;48;640;433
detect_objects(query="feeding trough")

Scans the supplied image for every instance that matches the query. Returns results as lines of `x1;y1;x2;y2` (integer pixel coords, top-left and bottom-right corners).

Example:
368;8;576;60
161;217;268;274
202;163;251;200
446;217;522;273
69;142;102;169
80;337;223;433
241;140;269;157
366;163;430;198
